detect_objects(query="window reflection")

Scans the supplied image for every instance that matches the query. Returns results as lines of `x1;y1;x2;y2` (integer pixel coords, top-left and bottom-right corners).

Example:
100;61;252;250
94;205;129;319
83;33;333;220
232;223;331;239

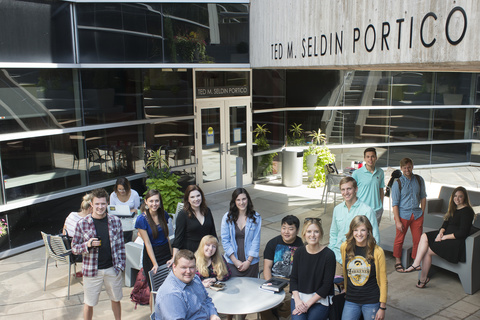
77;3;249;63
0;69;79;133
81;69;142;125
86;126;144;183
1;134;87;202
143;69;193;118
390;109;431;142
435;73;473;105
388;145;431;166
432;144;469;164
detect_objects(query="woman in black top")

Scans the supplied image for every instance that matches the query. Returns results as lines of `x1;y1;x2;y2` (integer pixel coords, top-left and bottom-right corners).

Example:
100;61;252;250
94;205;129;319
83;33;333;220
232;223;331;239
168;185;217;265
290;218;335;320
404;186;475;288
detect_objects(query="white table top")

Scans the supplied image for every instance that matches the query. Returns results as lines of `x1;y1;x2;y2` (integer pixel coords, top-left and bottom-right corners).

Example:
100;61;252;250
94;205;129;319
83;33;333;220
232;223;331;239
208;277;285;315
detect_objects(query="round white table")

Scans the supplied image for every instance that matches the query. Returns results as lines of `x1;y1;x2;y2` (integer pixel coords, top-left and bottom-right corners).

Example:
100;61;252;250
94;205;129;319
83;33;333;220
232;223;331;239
208;277;286;319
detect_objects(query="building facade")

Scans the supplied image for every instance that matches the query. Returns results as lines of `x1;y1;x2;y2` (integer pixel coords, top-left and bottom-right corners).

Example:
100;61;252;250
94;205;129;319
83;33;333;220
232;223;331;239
1;0;479;257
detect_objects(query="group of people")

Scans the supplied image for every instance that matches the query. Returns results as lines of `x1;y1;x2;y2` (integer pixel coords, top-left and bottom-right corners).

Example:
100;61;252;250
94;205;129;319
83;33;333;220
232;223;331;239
63;146;477;320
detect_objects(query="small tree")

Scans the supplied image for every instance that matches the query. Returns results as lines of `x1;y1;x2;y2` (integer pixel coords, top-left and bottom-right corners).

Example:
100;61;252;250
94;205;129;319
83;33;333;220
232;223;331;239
253;124;277;177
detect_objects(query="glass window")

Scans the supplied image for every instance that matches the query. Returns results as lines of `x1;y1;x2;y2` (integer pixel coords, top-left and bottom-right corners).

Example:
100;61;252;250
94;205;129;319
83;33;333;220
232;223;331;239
431;143;469;164
388;145;431;167
77;3;164;63
435;73;473;105
86;126;144;184
145;119;195;168
253;69;286;111
433;108;468;140
253;112;285;150
471;143;480;163
0;69;80;133
81;69;142;125
0;1;73;63
77;3;249;63
286;70;342;107
391;72;434;106
1;134;88;202
144;69;193;118
389;109;431;142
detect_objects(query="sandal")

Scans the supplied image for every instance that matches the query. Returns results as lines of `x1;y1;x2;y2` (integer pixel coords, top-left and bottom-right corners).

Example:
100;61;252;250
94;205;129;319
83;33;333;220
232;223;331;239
416;277;430;288
404;264;422;273
395;263;404;273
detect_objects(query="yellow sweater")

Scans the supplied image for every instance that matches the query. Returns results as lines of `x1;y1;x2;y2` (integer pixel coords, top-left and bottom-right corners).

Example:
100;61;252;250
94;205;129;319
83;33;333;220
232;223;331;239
340;242;388;304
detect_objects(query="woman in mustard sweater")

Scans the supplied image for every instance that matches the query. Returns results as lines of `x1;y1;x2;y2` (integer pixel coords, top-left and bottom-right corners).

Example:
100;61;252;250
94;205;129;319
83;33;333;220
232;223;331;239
341;215;387;320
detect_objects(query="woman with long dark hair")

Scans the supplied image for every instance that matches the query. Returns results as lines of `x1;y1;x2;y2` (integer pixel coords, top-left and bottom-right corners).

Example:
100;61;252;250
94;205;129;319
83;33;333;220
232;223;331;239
221;188;262;278
404;186;475;288
135;190;172;290
341;215;387;320
167;185;217;266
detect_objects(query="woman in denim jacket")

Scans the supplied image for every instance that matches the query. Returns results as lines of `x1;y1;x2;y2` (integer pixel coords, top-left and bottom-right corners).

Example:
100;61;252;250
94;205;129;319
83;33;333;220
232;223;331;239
221;188;262;278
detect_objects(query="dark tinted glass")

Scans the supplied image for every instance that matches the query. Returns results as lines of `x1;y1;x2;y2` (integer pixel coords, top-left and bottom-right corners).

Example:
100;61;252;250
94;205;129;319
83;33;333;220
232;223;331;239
0;1;73;63
81;69;142;125
144;69;193;118
253;112;285;149
432;143;469;164
390;109;431;142
433;108;468;140
1;134;87;202
0;69;79;133
253;69;286;111
435;73;473;105
77;3;249;63
86;126;144;184
388;145;431;166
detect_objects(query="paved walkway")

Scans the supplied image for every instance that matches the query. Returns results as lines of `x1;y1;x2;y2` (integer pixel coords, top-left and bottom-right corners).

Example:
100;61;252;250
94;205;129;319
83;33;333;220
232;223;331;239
1;167;480;319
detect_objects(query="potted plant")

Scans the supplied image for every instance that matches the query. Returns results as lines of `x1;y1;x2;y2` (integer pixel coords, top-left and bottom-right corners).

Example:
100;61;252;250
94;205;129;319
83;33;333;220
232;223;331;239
253;124;277;178
144;150;184;214
303;128;335;187
287;123;305;146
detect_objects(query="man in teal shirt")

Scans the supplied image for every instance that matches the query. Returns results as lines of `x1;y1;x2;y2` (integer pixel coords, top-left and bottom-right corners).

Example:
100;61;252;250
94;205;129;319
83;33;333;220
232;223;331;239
352;147;385;226
328;176;380;273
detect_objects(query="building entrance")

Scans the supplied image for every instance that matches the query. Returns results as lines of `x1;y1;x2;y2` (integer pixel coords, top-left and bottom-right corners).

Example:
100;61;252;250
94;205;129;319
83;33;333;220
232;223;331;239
195;97;252;193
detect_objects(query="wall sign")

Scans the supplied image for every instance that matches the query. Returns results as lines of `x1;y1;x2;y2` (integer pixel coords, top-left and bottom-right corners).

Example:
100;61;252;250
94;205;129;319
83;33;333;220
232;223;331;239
251;0;478;70
197;86;249;98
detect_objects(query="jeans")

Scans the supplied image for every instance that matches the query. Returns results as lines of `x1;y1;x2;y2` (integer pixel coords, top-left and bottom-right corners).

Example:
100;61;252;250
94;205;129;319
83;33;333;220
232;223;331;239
291;299;329;320
342;300;379;320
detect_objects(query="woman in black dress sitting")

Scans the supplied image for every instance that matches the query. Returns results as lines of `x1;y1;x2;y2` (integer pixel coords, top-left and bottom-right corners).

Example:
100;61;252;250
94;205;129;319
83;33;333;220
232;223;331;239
404;186;475;288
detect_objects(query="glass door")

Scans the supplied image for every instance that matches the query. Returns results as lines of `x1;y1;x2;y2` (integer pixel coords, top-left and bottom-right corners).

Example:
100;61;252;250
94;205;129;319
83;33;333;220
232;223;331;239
196;98;251;193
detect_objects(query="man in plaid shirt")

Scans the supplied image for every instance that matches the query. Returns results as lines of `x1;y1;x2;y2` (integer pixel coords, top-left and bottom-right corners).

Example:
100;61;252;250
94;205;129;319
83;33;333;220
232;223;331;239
72;188;125;320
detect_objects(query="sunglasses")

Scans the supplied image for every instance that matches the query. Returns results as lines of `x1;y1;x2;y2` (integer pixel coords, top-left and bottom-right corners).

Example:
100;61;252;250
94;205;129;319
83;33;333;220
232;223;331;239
304;217;322;224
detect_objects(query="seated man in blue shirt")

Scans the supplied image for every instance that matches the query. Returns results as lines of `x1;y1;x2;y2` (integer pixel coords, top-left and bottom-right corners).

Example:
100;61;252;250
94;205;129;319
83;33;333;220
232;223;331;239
155;249;220;320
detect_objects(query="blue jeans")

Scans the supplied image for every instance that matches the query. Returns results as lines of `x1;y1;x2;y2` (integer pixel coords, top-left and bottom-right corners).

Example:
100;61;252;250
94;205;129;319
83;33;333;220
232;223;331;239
291;299;329;320
342;300;380;320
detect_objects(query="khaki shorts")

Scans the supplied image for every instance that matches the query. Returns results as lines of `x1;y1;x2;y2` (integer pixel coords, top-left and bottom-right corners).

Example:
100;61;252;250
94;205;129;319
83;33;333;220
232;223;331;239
83;267;123;306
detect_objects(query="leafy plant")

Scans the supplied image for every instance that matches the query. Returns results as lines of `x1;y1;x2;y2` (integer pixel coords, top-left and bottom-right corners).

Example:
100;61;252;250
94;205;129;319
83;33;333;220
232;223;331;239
144;151;183;214
253;124;277;176
287;123;305;146
303;128;335;188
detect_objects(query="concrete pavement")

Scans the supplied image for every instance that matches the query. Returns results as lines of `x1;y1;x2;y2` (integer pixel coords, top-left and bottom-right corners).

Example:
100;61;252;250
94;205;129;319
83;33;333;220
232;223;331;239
1;166;480;319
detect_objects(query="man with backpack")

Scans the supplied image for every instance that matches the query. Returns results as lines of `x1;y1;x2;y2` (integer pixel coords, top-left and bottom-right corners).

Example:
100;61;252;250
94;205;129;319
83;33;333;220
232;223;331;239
391;158;426;272
352;147;385;226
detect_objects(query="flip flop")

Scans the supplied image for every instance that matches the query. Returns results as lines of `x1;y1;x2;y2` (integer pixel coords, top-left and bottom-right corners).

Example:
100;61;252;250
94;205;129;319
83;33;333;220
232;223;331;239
395;263;404;273
404;264;422;273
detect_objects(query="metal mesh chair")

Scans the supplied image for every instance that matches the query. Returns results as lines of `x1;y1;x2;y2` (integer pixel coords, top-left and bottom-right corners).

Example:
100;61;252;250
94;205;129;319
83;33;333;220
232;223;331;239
41;231;77;299
148;264;170;305
321;166;347;214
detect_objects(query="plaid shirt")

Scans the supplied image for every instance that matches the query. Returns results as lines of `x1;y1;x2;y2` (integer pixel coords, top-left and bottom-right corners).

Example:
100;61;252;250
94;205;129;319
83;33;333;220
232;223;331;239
72;214;126;277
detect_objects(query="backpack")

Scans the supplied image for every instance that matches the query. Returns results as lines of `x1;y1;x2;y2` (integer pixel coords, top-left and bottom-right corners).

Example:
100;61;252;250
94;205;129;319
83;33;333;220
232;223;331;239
130;268;150;308
385;170;421;197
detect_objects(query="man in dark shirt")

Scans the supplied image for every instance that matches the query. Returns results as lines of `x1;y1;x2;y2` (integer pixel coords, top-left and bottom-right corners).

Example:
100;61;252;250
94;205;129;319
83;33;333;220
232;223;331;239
261;215;304;320
72;188;125;320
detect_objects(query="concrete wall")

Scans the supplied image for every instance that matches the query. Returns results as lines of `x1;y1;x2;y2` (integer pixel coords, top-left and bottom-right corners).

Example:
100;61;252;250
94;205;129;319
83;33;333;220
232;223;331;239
251;0;480;71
